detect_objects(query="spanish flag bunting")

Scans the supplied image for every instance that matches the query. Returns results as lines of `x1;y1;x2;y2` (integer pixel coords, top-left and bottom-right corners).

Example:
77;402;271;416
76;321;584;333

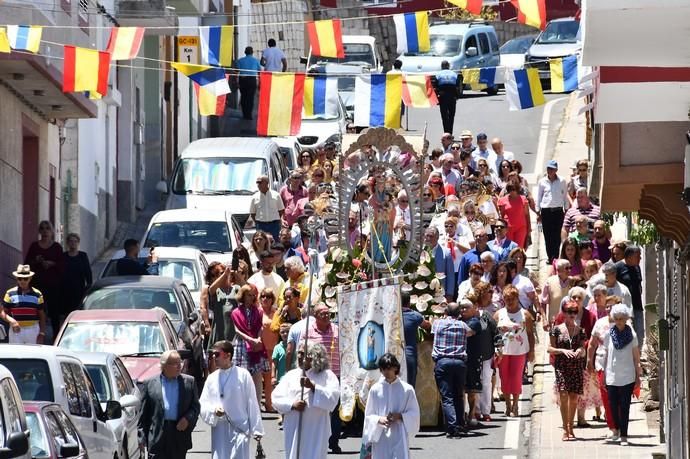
257;72;305;136
106;27;145;61
510;0;547;30
354;73;403;129
63;46;111;97
199;25;234;67
6;25;42;53
446;0;483;15
393;12;430;55
303;75;339;117
505;68;545;110
0;28;10;53
170;62;230;96
306;19;344;59
402;75;438;108
549;55;578;93
194;82;227;116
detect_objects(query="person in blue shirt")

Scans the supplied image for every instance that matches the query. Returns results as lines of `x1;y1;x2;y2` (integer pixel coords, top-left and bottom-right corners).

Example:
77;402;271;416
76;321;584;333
401;291;431;388
458;228;500;285
424;226;455;302
488;219;519;262
234;46;262;120
434;60;461;135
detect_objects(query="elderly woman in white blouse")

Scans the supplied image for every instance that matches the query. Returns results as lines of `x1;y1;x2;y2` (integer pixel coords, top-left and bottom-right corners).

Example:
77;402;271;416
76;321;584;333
601;304;641;446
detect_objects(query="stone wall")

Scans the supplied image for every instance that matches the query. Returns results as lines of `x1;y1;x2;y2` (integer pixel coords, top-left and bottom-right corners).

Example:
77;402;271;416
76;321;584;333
249;0;309;72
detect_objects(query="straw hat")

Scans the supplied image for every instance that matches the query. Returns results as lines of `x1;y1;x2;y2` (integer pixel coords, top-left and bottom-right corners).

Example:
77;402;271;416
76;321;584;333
12;265;34;278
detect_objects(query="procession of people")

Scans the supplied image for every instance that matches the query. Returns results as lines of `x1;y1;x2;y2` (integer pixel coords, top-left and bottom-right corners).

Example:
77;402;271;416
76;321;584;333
0;130;646;457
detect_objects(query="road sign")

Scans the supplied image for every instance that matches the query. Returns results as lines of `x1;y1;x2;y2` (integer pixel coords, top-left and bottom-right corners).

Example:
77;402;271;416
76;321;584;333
177;36;199;65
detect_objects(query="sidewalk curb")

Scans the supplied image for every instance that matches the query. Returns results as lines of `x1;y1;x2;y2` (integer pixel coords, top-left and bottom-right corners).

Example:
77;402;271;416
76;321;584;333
526;92;577;459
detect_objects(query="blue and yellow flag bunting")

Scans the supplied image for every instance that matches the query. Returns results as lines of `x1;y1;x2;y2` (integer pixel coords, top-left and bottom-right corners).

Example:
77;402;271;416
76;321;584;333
505;68;545;110
199;26;234;67
462;67;501;90
549;55;578;93
7;25;42;53
170;63;230;96
393;12;430;55
353;73;403;129
303;75;339;117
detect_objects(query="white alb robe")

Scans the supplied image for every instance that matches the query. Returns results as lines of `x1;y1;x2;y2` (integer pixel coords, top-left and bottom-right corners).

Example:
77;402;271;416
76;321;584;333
199;366;264;459
271;367;340;459
363;376;420;459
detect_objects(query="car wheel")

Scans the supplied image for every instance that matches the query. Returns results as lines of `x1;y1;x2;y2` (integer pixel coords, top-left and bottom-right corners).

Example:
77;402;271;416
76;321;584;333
485;86;499;96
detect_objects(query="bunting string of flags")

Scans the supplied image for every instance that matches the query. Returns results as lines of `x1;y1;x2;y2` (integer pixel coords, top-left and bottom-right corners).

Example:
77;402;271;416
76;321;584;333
106;27;144;61
393;12;430;55
354;73;403;129
306;19;345;59
257;72;305;136
199;25;234;67
303;75;339;118
0;0;560;118
7;25;42;53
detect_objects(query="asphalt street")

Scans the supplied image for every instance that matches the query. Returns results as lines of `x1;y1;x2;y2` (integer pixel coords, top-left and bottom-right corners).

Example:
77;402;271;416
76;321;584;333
186;88;569;458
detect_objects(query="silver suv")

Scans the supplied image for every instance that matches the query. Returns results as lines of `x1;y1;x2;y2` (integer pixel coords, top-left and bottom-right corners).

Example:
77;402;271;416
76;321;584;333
526;17;581;87
397;22;500;94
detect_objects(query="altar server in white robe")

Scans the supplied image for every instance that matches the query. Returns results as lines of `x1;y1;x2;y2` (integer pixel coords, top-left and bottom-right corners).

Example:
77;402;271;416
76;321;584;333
272;342;340;459
363;353;420;459
199;340;264;459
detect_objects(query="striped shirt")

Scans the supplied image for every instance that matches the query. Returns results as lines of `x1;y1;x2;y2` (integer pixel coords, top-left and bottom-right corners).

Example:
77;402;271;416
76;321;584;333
306;322;340;377
2;286;44;325
431;317;471;361
562;203;601;235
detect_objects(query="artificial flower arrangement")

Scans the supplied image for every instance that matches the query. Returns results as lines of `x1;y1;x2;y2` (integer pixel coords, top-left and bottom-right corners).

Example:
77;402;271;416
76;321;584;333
320;247;372;309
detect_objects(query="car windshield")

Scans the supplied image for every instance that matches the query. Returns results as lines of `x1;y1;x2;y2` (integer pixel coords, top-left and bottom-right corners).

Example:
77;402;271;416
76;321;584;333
144;221;231;254
308;43;375;67
82;288;180;320
500;36;535;54
102;258;199;290
85;365;112;403
171;157;266;195
537;21;580;44
26;413;50;459
405;35;462;57
0;359;54;402
278;147;296;169
58;322;167;356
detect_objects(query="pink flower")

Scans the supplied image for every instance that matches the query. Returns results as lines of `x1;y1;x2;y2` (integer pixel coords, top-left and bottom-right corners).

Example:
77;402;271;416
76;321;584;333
352;259;362;269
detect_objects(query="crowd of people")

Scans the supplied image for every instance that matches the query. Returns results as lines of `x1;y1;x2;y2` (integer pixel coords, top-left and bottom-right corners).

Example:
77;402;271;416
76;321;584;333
0;131;646;456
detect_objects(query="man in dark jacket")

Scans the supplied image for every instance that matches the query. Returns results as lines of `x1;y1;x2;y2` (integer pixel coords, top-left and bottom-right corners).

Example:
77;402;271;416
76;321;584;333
116;239;159;276
138;350;200;458
434;60;462;135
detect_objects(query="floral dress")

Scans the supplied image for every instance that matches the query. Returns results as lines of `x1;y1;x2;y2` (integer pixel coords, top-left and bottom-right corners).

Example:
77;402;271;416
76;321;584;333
550;324;586;394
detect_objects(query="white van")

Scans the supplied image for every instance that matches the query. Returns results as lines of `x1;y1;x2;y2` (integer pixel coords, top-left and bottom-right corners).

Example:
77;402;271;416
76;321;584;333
0;364;30;459
157;137;288;230
0;345;128;459
303;35;382;73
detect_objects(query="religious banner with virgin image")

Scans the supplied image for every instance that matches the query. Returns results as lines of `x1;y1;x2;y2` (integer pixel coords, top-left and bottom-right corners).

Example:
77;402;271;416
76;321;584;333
337;278;406;420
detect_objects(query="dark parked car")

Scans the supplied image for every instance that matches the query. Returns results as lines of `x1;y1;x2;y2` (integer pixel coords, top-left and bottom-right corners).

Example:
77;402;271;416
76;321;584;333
81;276;203;369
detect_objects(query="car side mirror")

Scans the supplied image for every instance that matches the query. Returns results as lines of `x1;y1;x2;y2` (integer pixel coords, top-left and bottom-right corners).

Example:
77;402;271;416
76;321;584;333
119;394;140;409
178;349;193;360
0;430;29;459
465;47;478;57
156;180;169;194
105;400;123;420
299;56;308;65
59;442;80;457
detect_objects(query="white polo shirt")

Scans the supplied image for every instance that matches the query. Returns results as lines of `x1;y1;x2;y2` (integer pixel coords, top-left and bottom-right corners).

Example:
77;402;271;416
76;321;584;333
250;189;284;222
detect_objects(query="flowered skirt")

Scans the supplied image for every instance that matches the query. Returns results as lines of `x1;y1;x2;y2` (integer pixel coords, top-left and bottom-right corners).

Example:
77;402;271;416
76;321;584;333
232;336;269;375
578;369;603;409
